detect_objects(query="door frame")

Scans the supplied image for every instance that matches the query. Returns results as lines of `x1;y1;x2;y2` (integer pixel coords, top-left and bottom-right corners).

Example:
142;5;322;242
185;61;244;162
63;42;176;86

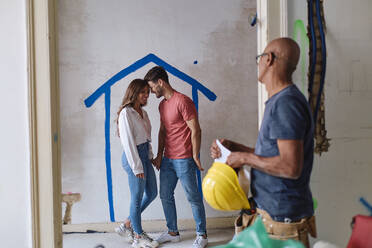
257;0;288;126
27;0;62;247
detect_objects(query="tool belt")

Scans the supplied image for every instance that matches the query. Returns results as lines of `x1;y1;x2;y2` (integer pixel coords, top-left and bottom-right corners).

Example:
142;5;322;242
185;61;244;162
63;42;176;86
234;197;258;234
235;205;317;248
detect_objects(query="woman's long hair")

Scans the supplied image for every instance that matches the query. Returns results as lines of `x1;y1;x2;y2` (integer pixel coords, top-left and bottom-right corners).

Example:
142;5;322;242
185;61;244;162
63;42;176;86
116;79;148;136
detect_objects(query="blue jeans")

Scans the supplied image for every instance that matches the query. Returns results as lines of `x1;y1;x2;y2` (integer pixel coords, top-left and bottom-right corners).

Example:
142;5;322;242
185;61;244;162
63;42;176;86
160;157;207;235
122;142;157;235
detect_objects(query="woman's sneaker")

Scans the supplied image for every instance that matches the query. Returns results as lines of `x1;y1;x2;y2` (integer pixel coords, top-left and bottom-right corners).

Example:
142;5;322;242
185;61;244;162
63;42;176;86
192;235;208;248
132;232;159;248
155;231;181;244
115;223;134;242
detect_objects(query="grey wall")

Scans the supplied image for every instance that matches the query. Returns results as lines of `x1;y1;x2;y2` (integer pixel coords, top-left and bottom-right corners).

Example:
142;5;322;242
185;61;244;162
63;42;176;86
0;0;32;247
59;0;258;224
288;0;372;246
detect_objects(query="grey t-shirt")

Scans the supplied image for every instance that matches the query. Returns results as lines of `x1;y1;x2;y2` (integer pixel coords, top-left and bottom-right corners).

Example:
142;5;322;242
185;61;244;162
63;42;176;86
252;84;314;221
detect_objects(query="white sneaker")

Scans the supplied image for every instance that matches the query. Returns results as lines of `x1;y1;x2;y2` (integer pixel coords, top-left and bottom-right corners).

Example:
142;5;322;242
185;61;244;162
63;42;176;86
132;232;159;248
115;223;134;242
192;235;208;248
155;231;181;244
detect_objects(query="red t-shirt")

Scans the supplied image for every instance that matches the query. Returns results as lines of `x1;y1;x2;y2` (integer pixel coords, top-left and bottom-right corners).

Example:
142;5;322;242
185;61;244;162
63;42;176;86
159;91;197;159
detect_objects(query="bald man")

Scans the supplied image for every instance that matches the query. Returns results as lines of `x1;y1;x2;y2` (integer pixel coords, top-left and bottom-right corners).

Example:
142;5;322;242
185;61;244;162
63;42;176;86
210;38;316;247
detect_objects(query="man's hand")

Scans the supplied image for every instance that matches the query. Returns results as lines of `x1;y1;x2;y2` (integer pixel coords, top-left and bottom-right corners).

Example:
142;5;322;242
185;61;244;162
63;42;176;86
226;152;246;169
151;155;162;170
210;140;221;159
193;156;204;171
210;139;232;159
136;173;145;179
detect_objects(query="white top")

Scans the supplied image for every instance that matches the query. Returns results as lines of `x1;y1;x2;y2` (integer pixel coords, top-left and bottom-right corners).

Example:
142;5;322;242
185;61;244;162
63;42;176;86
118;106;153;175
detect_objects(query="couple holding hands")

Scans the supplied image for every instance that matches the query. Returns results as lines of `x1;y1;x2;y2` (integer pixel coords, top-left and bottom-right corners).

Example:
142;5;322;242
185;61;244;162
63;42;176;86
115;66;208;248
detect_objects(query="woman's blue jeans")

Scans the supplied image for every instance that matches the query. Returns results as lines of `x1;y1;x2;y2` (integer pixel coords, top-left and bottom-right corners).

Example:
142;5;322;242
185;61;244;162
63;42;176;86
122;142;157;235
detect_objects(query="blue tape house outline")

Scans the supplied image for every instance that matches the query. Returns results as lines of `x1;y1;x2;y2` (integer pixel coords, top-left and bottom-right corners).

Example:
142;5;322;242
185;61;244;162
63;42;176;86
84;53;217;222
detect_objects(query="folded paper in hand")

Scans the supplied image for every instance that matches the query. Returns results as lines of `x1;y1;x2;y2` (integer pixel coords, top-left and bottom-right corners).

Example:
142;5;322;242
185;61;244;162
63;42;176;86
214;139;231;164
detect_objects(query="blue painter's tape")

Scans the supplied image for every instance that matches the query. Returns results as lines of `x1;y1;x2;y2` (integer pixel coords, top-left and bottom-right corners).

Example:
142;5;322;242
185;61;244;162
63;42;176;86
85;53;216;108
149;54;216;101
192;87;203;199
192;87;199;112
196;169;203;200
360;197;372;216
105;89;115;222
84;53;217;222
250;13;257;27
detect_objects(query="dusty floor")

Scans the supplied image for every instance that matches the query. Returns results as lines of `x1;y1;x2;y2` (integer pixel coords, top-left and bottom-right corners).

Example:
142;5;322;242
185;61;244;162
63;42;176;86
63;228;235;248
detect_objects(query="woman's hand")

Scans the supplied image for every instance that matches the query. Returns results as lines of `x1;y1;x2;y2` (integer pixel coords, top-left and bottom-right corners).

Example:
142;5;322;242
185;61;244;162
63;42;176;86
136;173;145;179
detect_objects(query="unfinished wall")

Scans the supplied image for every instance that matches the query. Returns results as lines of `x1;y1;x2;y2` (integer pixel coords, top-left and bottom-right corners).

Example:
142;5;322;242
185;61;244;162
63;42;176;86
0;0;32;247
288;0;372;246
59;0;258;224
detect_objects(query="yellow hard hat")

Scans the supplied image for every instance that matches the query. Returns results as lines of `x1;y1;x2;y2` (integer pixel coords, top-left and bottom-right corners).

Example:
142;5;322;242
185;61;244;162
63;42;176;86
202;162;250;211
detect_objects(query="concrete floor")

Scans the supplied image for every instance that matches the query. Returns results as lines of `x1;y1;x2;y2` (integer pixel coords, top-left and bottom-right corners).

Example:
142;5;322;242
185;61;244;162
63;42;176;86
63;228;235;248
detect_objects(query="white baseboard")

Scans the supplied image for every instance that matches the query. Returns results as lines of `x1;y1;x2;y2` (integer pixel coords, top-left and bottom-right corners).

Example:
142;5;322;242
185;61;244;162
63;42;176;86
63;216;236;233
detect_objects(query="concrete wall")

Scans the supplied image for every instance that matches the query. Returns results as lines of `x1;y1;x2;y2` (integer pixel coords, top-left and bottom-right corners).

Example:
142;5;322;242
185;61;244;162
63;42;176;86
58;0;258;224
0;1;32;247
288;0;372;246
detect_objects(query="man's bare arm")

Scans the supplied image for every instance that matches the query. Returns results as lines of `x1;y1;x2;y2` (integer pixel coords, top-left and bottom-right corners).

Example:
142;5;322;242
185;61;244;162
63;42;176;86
227;139;304;179
186;117;204;171
226;140;255;153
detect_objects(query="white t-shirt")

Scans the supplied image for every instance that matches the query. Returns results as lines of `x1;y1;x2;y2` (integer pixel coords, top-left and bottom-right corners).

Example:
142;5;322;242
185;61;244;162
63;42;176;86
118;106;153;175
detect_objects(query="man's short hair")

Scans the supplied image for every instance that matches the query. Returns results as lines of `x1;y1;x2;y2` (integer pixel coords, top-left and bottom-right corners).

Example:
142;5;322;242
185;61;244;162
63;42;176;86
144;66;169;84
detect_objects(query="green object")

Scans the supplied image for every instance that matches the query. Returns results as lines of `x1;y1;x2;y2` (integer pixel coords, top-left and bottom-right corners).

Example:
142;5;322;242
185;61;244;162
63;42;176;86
292;19;309;95
212;216;305;248
313;197;318;211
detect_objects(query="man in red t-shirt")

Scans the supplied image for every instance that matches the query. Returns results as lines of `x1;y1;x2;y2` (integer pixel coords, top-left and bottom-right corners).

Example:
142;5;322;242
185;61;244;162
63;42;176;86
145;66;208;248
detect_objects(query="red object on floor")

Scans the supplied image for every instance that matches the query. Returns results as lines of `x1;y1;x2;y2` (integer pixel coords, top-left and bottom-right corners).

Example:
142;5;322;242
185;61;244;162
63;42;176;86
347;215;372;248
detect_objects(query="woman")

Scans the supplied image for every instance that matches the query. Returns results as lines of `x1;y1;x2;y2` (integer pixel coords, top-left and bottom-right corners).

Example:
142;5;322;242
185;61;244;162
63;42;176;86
115;79;159;248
